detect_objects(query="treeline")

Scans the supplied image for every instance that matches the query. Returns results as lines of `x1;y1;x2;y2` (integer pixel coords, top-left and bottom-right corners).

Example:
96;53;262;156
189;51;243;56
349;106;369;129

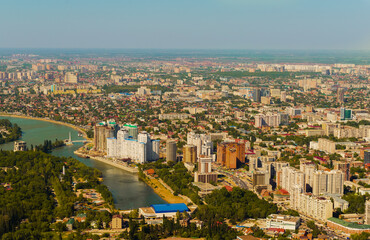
31;139;65;153
343;120;370;128
342;192;370;214
0;150;111;239
120;216;237;240
0;119;22;144
103;84;172;94
198;187;278;224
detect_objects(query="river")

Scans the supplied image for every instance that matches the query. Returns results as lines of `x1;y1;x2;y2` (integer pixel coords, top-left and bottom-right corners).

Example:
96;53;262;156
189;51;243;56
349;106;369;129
0;116;166;209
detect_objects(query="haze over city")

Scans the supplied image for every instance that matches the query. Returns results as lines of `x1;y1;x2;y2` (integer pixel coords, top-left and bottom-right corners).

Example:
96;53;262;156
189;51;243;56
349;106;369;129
1;0;370;50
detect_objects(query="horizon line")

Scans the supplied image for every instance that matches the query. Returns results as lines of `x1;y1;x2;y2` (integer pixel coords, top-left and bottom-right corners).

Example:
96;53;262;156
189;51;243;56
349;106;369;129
1;47;370;52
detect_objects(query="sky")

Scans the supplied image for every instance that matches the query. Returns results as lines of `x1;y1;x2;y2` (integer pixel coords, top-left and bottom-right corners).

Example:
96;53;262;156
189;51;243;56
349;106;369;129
0;0;369;50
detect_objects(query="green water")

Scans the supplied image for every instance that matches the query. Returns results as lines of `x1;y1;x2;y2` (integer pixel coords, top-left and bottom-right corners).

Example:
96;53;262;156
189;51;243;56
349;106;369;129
0;116;166;209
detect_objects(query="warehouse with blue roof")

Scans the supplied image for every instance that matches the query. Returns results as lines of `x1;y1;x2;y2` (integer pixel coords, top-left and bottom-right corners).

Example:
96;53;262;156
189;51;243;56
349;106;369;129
139;203;190;219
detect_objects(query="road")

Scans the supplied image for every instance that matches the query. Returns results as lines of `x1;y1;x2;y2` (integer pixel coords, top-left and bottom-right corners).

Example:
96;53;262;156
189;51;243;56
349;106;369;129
217;169;249;190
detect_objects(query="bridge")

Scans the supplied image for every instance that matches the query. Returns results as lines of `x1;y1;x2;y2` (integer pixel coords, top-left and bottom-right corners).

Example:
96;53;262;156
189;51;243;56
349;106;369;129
72;140;91;143
64;132;92;145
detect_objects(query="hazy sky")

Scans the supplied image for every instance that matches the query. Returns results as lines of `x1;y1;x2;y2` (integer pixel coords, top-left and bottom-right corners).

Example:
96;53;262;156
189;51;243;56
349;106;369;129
1;0;369;50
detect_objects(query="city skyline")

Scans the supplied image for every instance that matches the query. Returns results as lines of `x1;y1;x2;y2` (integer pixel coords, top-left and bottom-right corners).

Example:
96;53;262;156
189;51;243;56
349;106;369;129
1;0;370;50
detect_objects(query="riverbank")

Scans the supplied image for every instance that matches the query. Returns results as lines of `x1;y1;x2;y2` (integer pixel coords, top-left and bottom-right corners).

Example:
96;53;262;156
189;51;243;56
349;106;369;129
77;148;190;205
82;154;139;173
0;116;167;209
0;114;183;206
0;113;89;140
140;176;188;204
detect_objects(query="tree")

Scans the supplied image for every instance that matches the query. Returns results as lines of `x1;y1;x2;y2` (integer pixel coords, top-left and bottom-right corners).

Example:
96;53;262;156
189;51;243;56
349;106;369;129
350;232;370;240
306;220;321;238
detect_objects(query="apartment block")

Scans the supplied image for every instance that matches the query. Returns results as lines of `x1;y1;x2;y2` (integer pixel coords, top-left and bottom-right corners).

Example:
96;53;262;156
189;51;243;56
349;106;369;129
217;142;245;169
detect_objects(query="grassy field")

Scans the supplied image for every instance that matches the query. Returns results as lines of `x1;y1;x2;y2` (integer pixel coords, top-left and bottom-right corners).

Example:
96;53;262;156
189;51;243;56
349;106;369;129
145;178;187;204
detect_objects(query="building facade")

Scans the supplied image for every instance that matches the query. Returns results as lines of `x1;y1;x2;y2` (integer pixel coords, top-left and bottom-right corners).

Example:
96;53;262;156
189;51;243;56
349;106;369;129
107;130;159;163
183;144;197;163
217;142;245;169
166;140;177;162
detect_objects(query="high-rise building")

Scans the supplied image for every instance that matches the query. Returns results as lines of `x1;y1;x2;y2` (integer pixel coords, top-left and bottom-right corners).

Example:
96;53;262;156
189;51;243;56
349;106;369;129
254;114;266;128
365;200;370;225
137;86;151;95
64;72;78;83
252;172;269;186
261;96;271;105
337;87;345;103
254;113;287;128
340;107;352;120
280;91;287;102
252;88;261;103
187;132;213;157
359;125;370;139
364;150;370;166
300;162;316;192
166;140;177;162
290;185;303;210
123;124;139;140
281;166;305;193
287;107;302;116
254;114;264;128
194;157;217;183
199;157;212;173
217;142;245;169
107;130;159;163
296;193;333;221
312;170;344;196
318;138;336;154
270;89;281;98
334;161;350;181
94;123;116;152
183;144;197;163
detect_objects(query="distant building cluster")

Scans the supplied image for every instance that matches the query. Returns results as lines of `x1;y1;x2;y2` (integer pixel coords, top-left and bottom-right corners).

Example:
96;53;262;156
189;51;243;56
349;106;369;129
187;132;213;158
254;112;289;128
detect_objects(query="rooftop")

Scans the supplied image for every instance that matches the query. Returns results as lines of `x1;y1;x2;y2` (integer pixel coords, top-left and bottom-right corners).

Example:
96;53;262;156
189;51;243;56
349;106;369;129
140;207;156;214
124;124;138;128
151;203;189;213
328;217;370;230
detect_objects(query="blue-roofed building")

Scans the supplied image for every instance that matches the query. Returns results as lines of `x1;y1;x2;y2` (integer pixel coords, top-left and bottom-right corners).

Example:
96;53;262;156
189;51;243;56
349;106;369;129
139;203;190;219
152;203;189;213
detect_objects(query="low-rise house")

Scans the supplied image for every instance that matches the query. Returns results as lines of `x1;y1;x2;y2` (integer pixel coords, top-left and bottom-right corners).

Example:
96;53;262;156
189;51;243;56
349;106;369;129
265;214;300;231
